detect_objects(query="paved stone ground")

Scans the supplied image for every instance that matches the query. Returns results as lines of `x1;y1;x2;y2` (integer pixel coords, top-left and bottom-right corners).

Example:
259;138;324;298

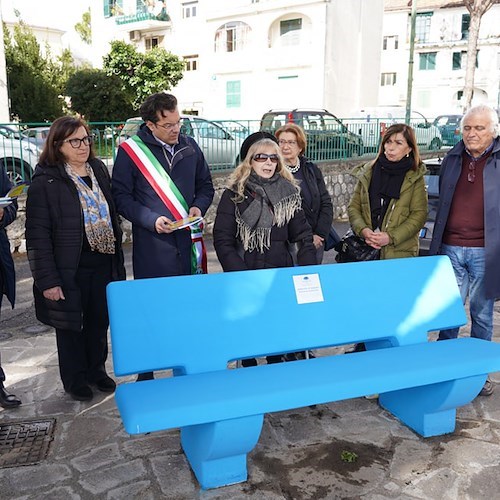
1;239;499;499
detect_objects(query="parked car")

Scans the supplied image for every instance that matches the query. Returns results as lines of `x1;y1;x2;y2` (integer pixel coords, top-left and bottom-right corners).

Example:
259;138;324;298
348;107;443;152
117;116;245;170
433;114;462;146
419;157;442;256
259;108;364;158
22;126;51;149
0;124;40;183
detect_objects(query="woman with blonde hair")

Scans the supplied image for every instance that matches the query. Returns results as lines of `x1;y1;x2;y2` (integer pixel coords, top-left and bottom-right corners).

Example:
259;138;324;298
214;132;316;272
214;132;316;366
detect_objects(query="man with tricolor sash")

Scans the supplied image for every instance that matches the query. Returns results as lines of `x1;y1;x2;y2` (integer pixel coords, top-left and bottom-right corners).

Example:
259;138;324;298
112;93;214;282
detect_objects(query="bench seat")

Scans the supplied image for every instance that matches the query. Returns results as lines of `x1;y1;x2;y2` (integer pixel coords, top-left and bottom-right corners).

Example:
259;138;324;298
108;256;500;489
117;337;500;435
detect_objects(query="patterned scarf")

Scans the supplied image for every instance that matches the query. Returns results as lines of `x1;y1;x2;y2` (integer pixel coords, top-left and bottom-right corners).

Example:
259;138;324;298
234;171;302;253
64;163;116;255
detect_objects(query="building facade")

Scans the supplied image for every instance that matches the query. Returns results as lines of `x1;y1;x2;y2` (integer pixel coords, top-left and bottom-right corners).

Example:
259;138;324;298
381;0;500;117
90;0;384;119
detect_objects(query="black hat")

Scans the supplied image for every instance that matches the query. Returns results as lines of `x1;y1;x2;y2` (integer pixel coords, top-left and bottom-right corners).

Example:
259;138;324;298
239;131;278;161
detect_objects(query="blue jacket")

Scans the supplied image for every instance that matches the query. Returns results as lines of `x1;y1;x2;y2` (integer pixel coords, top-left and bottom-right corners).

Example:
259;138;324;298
429;137;500;299
0;166;17;308
112;124;214;278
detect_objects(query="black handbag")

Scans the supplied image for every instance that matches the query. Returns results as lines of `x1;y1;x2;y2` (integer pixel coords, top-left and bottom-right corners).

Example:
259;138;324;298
334;229;380;263
324;225;341;251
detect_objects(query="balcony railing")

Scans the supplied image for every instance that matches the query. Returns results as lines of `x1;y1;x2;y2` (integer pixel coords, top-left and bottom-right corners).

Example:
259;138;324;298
115;11;170;25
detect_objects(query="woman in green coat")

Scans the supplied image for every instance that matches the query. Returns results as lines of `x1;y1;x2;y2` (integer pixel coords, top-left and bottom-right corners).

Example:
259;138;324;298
348;123;428;260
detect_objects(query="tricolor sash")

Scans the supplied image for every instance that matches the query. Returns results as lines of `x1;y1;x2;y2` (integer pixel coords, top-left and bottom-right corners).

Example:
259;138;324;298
121;136;207;274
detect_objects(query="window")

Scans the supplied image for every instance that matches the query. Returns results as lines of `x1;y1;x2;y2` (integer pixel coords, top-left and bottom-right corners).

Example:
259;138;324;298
184;55;198;71
280;18;302;46
145;37;160;51
383;35;399;50
419;52;436;70
452;50;479;70
226;81;241;108
380;72;397;86
461;14;470;40
215;22;250;53
415;12;433;43
182;2;197;18
452;51;463;70
103;0;123;18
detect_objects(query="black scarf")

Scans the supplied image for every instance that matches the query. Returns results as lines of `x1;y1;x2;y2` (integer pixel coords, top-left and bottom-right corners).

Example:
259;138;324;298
234;171;302;253
369;154;413;230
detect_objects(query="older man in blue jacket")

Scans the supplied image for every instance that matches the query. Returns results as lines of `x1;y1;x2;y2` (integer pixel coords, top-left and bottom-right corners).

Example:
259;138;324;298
429;104;500;396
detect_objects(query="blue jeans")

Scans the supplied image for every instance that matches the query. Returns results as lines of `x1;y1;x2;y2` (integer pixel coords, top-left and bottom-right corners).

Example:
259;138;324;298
439;244;493;341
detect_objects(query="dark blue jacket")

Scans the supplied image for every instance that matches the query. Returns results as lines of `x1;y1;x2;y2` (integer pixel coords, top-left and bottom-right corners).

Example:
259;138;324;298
429;137;500;299
0;167;17;308
112;124;214;278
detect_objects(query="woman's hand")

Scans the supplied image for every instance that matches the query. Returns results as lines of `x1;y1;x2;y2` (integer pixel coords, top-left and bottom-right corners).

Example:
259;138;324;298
43;286;65;301
313;234;324;249
369;231;391;248
360;228;390;249
0;207;3;221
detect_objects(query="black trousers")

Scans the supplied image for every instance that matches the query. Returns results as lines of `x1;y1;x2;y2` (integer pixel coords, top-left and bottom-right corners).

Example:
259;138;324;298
0;267;6;383
56;253;112;392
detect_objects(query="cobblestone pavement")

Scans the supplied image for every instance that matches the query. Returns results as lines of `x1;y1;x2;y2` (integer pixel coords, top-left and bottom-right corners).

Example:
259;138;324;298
1;239;499;499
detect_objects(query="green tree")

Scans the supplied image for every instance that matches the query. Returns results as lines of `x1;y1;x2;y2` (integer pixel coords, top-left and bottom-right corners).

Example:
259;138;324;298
75;8;92;45
3;21;65;121
103;40;184;109
66;68;134;121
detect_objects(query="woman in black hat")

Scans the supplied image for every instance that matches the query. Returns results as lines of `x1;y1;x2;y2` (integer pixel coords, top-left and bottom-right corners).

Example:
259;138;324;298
214;132;316;272
213;133;316;365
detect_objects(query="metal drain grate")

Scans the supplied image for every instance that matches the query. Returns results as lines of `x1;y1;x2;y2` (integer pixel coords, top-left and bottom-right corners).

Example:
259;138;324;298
0;418;56;468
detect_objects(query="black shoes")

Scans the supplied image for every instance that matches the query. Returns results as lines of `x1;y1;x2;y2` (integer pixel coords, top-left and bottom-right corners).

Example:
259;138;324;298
68;385;93;402
94;375;116;393
0;383;22;409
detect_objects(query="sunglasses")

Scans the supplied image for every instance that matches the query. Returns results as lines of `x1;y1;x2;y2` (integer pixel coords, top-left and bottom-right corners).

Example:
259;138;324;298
253;153;279;164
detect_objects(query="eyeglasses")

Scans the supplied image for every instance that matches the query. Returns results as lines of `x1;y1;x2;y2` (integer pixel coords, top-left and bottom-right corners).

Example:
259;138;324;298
62;136;93;148
155;120;182;131
253;153;279;163
467;162;476;183
278;139;297;146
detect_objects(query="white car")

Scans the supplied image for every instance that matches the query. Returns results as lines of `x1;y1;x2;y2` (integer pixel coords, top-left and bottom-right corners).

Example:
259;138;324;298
117;116;245;170
0;124;40;183
347;107;443;152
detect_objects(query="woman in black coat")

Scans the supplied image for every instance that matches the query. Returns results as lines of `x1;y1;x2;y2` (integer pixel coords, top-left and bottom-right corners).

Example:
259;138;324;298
0;165;22;408
276;123;333;264
25;117;125;402
214;133;316;366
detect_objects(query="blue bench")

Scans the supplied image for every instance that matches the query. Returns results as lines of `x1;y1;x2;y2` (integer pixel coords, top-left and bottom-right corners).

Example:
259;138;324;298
107;255;500;490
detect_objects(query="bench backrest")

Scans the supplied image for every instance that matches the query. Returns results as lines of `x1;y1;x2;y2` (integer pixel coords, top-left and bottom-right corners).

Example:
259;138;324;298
107;255;466;375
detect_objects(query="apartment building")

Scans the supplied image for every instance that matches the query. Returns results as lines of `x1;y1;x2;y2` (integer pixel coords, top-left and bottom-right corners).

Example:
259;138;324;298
91;0;384;119
381;0;500;117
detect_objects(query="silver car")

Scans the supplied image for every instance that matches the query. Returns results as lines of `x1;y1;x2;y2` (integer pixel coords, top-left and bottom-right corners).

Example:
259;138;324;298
117;116;244;170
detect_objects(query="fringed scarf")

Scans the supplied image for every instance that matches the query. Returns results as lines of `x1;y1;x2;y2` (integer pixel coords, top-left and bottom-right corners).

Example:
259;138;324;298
235;171;302;253
65;163;116;255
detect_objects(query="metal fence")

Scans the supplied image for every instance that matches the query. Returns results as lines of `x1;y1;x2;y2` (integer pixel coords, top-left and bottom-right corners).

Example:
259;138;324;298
0;117;452;182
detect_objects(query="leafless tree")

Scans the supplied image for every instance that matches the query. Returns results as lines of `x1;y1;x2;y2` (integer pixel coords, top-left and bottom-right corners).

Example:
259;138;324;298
462;0;496;111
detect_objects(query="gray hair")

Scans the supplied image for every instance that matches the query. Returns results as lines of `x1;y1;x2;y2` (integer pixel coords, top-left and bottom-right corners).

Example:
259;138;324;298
461;104;500;138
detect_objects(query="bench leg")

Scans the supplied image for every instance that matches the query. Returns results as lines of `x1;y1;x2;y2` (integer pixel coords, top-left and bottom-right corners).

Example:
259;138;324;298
379;375;486;437
180;414;264;489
